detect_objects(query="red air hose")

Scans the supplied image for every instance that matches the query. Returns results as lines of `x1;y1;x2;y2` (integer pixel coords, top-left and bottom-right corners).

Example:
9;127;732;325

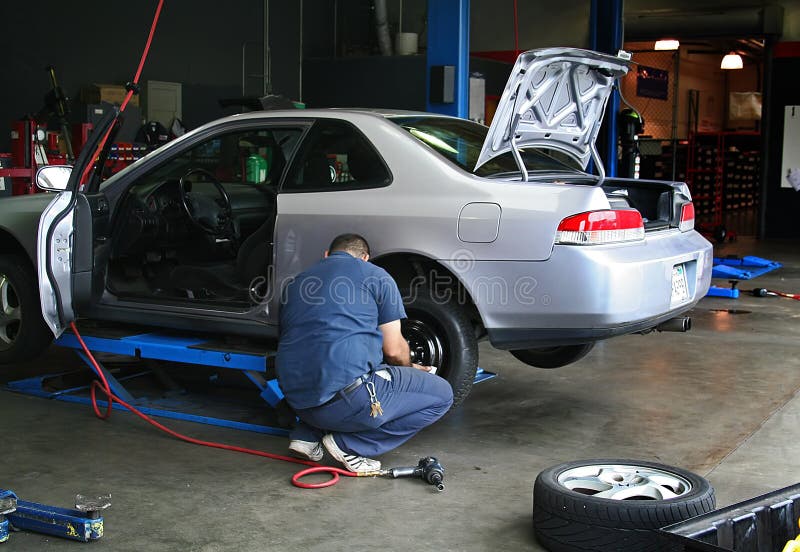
71;322;357;488
66;3;358;489
78;0;164;187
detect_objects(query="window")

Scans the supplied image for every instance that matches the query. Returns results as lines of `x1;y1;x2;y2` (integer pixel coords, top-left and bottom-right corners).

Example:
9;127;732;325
389;116;582;177
283;120;391;192
141;126;303;187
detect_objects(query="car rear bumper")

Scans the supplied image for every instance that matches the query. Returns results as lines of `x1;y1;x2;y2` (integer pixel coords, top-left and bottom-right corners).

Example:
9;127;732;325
441;229;713;350
485;308;694;349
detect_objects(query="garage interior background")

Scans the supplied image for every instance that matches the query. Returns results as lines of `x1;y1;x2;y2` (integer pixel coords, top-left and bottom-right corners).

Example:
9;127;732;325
0;0;798;238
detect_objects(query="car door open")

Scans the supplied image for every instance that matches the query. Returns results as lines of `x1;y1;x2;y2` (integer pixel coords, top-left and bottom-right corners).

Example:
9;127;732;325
36;108;119;337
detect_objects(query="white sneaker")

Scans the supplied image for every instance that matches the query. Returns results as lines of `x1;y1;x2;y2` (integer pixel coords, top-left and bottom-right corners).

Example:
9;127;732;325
322;434;381;473
288;439;323;462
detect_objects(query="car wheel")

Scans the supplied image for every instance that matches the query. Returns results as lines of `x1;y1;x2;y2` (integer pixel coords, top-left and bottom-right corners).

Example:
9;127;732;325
533;459;716;552
401;289;478;407
510;343;595;369
0;255;54;365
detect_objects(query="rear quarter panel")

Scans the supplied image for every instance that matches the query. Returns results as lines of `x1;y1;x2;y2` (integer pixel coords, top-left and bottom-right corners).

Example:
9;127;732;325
273;112;610;274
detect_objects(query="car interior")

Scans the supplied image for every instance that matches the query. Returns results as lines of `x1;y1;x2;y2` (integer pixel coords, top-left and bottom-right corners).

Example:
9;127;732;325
106;127;303;307
104;119;390;309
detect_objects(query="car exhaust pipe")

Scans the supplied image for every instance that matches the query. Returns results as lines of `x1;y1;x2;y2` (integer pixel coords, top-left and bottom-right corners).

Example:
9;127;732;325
655;316;692;332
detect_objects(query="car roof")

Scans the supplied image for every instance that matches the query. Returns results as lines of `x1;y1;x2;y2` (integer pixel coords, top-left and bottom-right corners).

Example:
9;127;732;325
220;107;465;123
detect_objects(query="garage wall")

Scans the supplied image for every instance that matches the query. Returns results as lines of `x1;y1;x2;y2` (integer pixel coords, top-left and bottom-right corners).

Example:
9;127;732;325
470;0;591;52
302;0;427;59
0;1;306;151
618;43;760;140
302;56;427;109
763;44;800;238
782;2;800;39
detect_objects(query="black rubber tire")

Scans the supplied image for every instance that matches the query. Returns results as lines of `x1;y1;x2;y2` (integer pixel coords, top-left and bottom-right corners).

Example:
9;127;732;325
510;343;595;369
401;288;478;407
533;459;716;552
0;255;54;365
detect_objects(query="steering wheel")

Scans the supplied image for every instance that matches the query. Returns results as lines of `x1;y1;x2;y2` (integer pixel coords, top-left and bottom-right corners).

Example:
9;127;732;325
178;168;233;236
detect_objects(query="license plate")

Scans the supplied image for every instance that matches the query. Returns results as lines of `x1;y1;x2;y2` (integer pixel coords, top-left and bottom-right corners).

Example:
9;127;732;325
671;264;690;304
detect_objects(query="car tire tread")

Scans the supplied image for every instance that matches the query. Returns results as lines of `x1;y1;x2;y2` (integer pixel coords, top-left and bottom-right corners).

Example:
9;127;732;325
533;459;715;552
0;255;53;365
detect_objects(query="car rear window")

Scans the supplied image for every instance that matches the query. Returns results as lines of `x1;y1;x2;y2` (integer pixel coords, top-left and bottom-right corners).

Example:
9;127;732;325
389;116;581;177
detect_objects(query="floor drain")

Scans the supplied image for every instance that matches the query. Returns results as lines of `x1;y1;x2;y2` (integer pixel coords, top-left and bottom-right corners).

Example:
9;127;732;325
710;309;752;315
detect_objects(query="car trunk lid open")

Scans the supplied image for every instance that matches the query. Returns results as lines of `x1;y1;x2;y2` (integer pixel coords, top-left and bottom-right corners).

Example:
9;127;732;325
476;48;631;178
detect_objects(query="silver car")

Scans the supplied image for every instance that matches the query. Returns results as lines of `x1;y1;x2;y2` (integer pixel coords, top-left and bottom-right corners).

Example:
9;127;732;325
2;48;711;405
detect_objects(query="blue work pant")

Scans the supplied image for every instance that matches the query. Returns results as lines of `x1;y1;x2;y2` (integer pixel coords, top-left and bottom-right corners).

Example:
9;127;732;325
292;365;453;457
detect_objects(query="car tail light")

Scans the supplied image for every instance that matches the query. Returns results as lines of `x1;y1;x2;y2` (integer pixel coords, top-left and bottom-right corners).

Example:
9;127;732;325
555;209;645;245
679;202;695;232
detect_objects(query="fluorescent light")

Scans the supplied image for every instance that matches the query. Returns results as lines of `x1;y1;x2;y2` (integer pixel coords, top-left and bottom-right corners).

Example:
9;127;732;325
654;39;680;51
721;52;743;69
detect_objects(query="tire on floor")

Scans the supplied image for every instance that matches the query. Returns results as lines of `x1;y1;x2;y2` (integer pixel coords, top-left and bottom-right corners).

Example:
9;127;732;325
533;459;715;552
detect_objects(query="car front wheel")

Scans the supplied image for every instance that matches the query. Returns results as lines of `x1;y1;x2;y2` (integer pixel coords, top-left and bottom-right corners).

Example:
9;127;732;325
510;343;595;369
0;255;54;365
401;289;478;407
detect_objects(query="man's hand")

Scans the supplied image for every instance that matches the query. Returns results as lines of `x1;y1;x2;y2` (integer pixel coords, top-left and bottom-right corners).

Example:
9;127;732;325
411;363;435;373
379;320;411;366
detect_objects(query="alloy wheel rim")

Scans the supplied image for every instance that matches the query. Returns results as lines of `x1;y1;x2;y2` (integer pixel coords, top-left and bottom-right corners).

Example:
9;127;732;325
557;463;693;500
0;274;22;351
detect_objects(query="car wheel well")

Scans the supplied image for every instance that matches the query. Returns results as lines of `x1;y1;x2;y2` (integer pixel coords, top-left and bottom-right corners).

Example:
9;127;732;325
372;253;485;339
0;230;31;263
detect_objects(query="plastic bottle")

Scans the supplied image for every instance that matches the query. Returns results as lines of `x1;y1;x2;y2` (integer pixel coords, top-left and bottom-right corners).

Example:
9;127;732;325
246;154;268;183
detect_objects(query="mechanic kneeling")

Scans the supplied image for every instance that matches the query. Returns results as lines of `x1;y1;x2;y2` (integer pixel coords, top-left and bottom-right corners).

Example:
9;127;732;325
276;233;454;473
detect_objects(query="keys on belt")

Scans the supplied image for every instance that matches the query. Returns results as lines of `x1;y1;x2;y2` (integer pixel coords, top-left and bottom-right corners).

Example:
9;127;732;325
323;370;392;406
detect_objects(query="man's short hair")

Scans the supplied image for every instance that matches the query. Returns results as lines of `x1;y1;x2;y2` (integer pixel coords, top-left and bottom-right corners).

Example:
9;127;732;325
329;233;370;257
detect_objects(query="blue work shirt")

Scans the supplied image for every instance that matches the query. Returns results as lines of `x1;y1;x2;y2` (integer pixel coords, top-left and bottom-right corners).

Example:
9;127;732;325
276;251;406;410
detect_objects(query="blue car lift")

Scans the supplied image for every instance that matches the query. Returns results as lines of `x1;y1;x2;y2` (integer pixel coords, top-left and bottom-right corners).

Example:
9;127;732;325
0;489;110;544
7;325;496;437
706;256;783;298
8;326;292;436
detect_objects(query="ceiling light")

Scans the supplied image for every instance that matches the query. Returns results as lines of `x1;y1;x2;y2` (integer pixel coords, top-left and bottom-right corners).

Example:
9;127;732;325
654;39;680;51
720;52;743;69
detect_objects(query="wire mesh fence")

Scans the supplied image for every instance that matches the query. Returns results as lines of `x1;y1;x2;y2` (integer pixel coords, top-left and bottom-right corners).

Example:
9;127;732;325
619;51;678;141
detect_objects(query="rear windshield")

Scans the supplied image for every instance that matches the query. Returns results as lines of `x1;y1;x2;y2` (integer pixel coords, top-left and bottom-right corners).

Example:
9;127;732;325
389;116;582;177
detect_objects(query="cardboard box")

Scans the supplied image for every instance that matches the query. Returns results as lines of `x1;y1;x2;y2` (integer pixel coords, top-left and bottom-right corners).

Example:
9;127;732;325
80;84;139;107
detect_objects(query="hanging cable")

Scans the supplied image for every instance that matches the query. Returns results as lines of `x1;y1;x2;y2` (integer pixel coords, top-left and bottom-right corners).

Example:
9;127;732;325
78;0;164;188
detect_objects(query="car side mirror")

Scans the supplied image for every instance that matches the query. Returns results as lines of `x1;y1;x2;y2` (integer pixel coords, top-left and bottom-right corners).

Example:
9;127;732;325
36;165;73;192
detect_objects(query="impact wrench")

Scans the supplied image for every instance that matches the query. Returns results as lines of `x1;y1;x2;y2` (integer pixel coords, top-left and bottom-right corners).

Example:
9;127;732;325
750;288;800;301
386;457;446;491
293;457;445;490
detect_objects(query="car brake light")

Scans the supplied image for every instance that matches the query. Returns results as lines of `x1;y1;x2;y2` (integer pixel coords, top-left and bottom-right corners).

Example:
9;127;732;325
555;209;645;245
679;202;695;232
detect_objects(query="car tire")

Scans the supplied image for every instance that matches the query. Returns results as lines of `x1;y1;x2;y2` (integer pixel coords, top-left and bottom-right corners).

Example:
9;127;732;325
533;459;716;552
401;288;478;407
510;343;595;369
0;255;54;365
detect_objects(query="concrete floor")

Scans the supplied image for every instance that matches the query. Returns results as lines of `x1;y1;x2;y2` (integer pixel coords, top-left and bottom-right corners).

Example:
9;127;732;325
1;238;799;551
